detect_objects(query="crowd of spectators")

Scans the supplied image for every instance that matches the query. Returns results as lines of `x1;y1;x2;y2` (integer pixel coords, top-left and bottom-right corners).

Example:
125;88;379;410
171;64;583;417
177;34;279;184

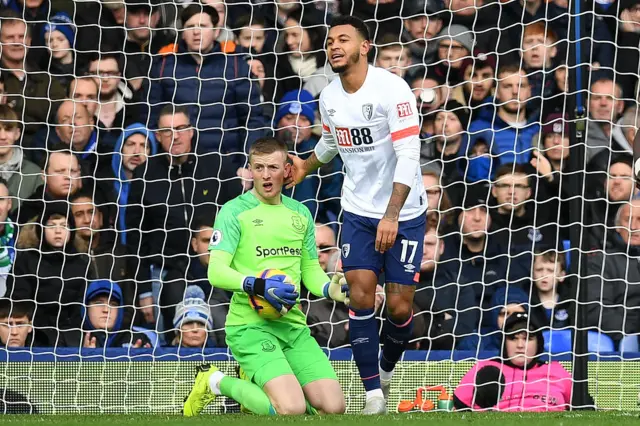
0;0;639;353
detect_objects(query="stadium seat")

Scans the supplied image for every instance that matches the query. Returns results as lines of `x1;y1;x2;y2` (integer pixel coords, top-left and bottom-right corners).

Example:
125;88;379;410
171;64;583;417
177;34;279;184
543;330;616;354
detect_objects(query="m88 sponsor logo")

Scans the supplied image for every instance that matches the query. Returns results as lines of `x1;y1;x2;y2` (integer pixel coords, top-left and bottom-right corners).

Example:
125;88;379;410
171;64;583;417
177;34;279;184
335;127;375;152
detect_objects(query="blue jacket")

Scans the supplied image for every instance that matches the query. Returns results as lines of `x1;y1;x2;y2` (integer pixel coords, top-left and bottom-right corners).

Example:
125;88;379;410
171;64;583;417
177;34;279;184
147;41;267;159
111;123;158;245
282;136;343;224
465;113;540;181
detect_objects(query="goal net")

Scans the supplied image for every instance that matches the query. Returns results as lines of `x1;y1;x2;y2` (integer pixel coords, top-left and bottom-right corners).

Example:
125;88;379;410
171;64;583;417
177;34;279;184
0;0;639;415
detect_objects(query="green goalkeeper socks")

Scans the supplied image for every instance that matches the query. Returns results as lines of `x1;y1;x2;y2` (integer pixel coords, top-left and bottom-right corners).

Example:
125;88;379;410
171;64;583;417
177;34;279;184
219;376;277;415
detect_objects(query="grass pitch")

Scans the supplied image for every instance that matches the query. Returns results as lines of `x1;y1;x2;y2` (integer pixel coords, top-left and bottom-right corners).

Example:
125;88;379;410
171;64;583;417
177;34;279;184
1;412;638;426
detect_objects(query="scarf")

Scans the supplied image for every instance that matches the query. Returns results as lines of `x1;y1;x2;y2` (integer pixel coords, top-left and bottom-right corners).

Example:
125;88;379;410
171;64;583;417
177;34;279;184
0;220;16;298
0;147;24;182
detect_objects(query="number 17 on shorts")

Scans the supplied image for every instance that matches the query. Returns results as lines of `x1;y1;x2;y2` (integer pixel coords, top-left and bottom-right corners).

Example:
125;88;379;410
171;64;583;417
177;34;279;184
341;212;426;285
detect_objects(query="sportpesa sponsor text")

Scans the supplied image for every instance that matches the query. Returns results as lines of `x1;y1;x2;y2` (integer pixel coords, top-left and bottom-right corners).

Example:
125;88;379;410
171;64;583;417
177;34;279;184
256;246;302;257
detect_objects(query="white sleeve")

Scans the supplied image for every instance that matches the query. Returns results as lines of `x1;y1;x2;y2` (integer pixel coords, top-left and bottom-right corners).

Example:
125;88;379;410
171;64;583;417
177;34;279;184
314;95;339;164
386;80;421;187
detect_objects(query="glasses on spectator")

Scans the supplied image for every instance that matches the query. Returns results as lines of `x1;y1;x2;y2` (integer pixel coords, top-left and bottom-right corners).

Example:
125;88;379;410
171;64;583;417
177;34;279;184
317;244;334;252
158;125;192;137
494;183;529;190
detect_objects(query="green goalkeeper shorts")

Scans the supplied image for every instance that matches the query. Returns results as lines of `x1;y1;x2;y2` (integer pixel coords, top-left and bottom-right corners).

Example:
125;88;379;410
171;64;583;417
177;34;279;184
225;320;337;389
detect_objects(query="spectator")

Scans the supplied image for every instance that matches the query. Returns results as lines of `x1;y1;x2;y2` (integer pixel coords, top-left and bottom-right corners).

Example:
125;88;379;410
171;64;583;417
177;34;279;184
374;34;412;80
67;77;99;120
1;0;51;63
433;24;474;86
126;105;243;333
29;100;99;171
421;167;455;232
490;163;559;255
276;90;342;224
0;179;17;298
0;10;66;145
41;12;76;89
16;146;82;226
612;1;640;101
520;22;558;113
535;113;572;237
586;153;636;249
410;68;449;135
69;188;137;326
63;280;152;349
585;200;640;347
400;0;445;67
615;106;639;150
422;100;470;198
147;4;266;159
443;0;502;53
466;64;540;178
0;300;33;347
303;223;348;349
529;249;572;330
0;105;41;213
439;185;527;317
465;285;530;352
451;50;496;121
234;13;268;54
454;313;573;411
183;0;236;44
273;7;327;103
122;0;175;93
585;78;629;163
99;123;158;245
86;51;143;136
7;201;88;346
413;228;478;350
188;214;230;347
170;286;216;348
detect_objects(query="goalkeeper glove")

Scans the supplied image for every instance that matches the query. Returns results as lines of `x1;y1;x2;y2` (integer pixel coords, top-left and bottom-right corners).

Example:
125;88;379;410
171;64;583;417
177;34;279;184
322;272;349;305
243;276;299;315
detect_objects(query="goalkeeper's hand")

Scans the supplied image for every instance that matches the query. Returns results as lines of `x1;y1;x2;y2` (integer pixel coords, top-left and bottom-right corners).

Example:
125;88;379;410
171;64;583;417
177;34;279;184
243;276;299;315
323;272;349;305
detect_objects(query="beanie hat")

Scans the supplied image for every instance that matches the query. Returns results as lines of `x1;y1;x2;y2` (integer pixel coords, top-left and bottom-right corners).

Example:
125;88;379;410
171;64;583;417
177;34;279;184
541;113;569;136
274;90;317;127
42;12;76;49
441;100;470;130
173;286;213;330
85;280;123;305
437;24;474;53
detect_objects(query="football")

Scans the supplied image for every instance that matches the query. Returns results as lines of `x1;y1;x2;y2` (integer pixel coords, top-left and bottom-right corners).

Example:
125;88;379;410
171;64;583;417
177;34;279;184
248;269;295;320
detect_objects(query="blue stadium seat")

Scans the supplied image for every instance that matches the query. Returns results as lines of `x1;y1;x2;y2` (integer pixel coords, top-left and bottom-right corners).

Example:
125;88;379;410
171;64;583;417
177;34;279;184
562;240;571;270
543;329;615;353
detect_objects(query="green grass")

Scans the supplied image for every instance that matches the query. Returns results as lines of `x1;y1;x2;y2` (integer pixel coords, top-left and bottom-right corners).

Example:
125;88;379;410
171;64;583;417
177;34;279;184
1;412;638;426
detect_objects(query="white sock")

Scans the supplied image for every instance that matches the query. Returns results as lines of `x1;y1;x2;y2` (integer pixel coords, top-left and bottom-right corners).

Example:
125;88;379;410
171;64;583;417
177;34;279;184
208;370;225;396
366;389;384;400
379;367;394;382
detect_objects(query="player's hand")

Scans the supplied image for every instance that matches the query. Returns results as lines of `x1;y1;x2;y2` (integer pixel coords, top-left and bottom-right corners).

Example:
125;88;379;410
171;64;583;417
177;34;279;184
243;276;299;315
375;217;398;253
323;272;349;305
83;332;97;349
285;154;307;189
139;296;155;324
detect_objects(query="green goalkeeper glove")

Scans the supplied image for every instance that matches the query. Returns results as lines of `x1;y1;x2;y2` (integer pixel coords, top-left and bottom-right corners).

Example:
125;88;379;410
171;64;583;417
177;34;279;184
322;272;349;305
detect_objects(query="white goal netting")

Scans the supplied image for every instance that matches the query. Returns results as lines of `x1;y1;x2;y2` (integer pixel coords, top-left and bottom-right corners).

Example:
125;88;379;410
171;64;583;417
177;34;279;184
0;0;639;415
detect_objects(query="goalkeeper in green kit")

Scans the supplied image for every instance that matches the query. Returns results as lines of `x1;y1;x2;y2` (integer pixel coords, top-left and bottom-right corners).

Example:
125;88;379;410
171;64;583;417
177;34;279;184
183;137;349;416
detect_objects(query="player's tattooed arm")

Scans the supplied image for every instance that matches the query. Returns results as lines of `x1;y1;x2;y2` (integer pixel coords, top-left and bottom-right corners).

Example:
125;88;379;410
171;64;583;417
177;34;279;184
384;183;411;221
302;152;324;174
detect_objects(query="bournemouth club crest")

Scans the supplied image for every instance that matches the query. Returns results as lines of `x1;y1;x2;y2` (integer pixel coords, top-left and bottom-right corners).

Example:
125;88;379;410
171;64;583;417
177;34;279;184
362;103;373;121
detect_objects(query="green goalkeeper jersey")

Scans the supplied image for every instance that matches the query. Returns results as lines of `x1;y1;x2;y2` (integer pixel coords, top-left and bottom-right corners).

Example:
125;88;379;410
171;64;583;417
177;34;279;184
208;191;329;328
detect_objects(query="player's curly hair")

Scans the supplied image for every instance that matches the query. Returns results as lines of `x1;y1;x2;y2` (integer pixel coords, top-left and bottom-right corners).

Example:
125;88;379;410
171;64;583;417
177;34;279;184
329;15;370;42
